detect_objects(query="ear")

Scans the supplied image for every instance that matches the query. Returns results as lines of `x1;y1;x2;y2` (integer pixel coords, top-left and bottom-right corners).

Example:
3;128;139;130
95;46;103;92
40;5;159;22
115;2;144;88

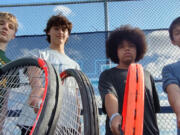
47;31;50;36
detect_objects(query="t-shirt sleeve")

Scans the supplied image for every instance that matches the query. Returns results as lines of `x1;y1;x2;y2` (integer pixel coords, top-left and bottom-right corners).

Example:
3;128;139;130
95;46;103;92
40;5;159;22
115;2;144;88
76;63;81;70
162;65;179;93
150;74;160;113
98;70;117;113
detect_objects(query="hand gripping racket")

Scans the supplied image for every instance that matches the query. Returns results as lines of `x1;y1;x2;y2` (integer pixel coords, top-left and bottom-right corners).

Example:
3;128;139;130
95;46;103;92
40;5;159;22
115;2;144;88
121;63;145;135
0;57;62;135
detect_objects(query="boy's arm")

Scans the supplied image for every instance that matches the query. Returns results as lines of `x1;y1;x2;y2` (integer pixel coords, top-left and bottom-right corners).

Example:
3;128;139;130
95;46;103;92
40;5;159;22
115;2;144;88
27;66;44;113
162;65;180;127
166;84;180;128
98;71;122;135
105;93;122;135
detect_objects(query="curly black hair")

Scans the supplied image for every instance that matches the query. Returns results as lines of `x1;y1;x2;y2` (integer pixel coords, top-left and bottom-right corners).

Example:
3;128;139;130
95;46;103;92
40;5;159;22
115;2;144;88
106;25;147;64
44;14;72;43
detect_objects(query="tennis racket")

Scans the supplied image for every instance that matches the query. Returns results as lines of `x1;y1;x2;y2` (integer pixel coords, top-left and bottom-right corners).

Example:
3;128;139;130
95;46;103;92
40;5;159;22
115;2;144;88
0;57;62;135
121;63;145;135
54;69;99;135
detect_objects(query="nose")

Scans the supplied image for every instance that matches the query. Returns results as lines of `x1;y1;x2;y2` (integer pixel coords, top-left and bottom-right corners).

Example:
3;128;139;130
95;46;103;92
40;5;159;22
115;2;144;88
124;45;131;50
2;23;9;30
58;28;64;34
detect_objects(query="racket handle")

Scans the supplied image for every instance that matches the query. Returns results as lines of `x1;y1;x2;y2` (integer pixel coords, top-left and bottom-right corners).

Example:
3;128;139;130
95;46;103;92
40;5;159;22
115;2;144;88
119;125;124;135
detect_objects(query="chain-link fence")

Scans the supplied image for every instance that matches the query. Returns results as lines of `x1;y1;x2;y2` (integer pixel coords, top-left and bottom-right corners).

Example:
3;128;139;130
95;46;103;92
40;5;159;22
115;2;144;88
1;0;180;134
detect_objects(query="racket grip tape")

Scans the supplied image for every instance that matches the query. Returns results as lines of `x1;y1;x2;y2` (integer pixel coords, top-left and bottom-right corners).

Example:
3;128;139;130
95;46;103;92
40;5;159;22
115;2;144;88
119;125;124;135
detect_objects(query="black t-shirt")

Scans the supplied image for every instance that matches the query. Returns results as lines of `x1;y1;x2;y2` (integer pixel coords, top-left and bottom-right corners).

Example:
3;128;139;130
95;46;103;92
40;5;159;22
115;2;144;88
98;67;160;135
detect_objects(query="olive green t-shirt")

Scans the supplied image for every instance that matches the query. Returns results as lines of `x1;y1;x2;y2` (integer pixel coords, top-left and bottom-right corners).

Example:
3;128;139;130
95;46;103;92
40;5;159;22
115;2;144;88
0;49;10;67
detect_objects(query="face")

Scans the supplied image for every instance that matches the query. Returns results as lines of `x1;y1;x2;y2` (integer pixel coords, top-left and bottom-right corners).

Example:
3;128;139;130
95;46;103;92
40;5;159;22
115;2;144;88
48;26;69;45
117;40;137;65
0;18;16;43
172;25;180;47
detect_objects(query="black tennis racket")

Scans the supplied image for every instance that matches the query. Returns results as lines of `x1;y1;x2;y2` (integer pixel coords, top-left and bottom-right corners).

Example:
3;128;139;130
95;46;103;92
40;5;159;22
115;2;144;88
0;57;62;135
54;69;99;135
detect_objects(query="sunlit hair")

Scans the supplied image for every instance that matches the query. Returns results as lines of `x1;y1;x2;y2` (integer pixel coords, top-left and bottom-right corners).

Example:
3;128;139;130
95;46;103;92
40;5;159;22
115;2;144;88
0;12;18;32
106;25;147;64
44;14;72;43
169;16;180;41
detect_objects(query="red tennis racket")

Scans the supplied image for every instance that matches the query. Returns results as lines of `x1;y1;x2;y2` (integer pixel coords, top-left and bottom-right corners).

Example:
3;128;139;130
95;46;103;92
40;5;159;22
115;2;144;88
121;63;145;135
0;57;62;135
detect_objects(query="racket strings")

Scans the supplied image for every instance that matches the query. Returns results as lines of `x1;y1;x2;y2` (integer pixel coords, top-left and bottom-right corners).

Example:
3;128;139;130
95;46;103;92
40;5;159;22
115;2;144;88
0;65;46;135
55;77;82;135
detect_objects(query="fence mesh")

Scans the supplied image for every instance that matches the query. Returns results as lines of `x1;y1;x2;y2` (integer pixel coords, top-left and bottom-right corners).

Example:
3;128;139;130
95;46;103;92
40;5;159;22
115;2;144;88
1;0;180;134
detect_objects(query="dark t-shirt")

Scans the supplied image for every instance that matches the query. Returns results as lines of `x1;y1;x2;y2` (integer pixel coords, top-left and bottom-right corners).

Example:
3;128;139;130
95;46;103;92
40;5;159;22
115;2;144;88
98;67;160;135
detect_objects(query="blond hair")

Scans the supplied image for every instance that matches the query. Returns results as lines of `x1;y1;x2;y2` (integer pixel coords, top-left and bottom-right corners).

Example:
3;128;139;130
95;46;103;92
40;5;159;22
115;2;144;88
0;12;18;32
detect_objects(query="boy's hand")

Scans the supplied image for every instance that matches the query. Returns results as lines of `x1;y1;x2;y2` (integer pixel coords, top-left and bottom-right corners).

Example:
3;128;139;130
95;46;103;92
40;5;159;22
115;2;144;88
111;115;122;135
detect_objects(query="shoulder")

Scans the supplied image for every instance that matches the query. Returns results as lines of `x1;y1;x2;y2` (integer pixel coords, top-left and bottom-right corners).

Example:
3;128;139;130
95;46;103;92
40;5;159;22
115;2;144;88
99;68;115;79
162;61;180;73
66;55;79;64
72;60;80;70
162;61;180;81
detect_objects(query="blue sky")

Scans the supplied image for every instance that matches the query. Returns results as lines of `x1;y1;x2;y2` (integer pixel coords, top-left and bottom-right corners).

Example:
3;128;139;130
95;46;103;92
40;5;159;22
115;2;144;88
1;1;180;134
0;0;180;36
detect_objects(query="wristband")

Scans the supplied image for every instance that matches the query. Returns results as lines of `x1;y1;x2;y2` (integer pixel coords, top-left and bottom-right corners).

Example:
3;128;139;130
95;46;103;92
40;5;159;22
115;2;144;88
109;113;120;128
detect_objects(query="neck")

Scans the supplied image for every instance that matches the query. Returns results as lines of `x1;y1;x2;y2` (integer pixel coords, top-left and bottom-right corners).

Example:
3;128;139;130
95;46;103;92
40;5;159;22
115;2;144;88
116;62;132;69
49;43;65;54
116;64;129;69
0;42;7;51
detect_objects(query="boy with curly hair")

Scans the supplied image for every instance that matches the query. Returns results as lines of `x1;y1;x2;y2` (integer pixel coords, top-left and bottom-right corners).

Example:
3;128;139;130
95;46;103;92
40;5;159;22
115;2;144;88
98;25;160;135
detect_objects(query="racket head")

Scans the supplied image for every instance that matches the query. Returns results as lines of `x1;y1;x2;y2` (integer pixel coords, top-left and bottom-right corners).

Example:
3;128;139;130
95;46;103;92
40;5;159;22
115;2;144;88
121;63;145;135
0;57;62;135
124;64;137;135
54;69;99;135
134;64;145;135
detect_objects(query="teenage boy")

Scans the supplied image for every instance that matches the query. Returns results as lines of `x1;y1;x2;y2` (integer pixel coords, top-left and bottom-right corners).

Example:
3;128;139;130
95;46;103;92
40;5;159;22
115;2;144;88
0;12;18;66
0;11;18;134
19;14;80;135
99;25;160;135
162;16;180;135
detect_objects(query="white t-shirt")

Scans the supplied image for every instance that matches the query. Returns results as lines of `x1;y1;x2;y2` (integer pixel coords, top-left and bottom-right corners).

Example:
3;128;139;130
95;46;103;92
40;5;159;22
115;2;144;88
28;48;80;72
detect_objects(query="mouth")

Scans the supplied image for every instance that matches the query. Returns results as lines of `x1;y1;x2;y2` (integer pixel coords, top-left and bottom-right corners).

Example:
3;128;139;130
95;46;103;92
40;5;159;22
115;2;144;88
0;31;7;36
57;36;64;39
124;53;132;56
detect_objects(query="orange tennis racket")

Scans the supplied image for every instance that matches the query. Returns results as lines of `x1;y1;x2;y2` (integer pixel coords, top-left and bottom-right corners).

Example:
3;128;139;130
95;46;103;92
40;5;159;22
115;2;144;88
121;63;145;135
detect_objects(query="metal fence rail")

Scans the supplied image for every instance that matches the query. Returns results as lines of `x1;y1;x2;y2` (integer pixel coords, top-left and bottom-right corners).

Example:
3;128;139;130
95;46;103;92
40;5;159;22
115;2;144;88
1;0;180;134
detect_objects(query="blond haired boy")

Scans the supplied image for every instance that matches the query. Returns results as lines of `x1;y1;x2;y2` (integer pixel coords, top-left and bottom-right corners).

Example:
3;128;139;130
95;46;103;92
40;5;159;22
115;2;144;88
0;12;18;66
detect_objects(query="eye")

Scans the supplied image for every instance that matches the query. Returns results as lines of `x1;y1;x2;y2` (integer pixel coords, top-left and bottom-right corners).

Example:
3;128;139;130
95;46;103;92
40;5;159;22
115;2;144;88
9;24;15;30
174;31;180;36
118;45;123;49
129;43;135;47
0;20;5;25
62;27;67;32
53;27;59;31
127;42;135;48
